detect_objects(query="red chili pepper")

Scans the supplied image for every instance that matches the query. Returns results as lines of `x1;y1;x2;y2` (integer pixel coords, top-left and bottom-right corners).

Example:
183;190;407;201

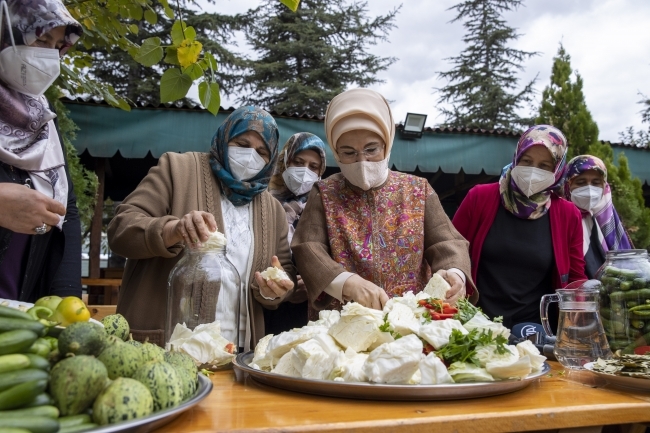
442;307;458;315
432;312;455;320
418;300;428;306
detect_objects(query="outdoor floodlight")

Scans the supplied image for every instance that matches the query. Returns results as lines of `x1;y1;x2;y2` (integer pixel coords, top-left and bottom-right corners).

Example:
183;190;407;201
400;112;427;139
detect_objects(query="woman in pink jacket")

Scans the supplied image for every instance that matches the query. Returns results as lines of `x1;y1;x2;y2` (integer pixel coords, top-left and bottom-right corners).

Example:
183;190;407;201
452;125;586;328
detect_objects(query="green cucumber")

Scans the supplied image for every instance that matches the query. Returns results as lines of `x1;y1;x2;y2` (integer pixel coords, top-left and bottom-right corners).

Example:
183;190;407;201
0;306;33;321
0;379;47;410
21;393;54;408
0;330;38;356
22;354;49;371
0;369;49;393
0;405;59;419
0;416;59;433
0;354;30;374
0;317;46;336
58;414;92;428
58;423;98;433
0;428;31;433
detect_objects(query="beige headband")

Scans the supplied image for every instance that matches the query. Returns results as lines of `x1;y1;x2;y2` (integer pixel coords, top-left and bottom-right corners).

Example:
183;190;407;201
324;88;395;161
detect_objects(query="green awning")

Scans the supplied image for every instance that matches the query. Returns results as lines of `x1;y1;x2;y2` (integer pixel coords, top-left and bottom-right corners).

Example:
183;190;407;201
64;100;650;182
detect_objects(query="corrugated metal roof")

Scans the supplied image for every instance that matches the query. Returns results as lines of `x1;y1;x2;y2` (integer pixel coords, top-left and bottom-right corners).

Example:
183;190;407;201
61;98;650;182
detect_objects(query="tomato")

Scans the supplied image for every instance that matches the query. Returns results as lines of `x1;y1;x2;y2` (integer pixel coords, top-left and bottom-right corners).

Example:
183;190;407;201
52;296;91;327
633;346;650;355
34;296;62;314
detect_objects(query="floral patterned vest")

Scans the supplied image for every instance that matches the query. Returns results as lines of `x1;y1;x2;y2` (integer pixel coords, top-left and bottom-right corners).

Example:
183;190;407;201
316;171;432;313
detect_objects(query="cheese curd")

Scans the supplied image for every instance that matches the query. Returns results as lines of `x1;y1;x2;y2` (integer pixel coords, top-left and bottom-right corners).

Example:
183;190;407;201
260;266;290;282
362;334;423;384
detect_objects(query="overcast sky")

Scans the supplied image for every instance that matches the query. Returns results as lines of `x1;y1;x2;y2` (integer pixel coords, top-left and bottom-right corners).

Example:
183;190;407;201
203;0;650;142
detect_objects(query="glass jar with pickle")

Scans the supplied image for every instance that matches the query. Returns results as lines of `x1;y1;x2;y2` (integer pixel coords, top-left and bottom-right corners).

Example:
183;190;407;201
596;250;650;354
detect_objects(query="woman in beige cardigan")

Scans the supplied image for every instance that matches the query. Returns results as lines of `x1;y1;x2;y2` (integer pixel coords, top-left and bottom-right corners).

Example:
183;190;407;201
292;89;475;320
108;107;296;349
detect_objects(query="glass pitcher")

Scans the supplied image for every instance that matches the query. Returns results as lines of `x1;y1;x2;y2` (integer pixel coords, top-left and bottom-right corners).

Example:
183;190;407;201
595;250;650;354
165;241;240;344
540;280;612;369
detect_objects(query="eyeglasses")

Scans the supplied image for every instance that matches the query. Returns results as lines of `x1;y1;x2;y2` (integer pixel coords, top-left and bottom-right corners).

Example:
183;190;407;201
337;145;385;163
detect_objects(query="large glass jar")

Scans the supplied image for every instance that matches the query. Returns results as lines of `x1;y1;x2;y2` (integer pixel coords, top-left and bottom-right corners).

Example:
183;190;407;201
596;250;650;354
165;241;240;344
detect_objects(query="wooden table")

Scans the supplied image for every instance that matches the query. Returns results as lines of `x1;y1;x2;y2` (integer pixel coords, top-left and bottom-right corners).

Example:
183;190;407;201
155;362;650;433
81;278;122;305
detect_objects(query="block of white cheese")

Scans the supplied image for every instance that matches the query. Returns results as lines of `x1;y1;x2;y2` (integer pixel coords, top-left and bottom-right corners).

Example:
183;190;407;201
266;325;328;360
291;339;337;380
516;340;547;371
251;333;274;371
418;319;468;350
386;302;421;336
423;273;451;300
329;349;369;382
420;352;454;384
271;351;301;377
260;266;290;283
307;310;341;328
327;302;384;352
362;334;423;384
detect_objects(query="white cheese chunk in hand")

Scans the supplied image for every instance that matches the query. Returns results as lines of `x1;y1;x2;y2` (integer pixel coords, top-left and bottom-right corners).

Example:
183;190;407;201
363;334;423;384
260;266;290;282
419;352;454;385
424;273;451;300
418;319;468;350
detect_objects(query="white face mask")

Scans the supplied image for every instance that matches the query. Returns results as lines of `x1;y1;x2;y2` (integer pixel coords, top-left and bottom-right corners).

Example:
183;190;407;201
228;147;267;181
282;166;319;196
571;185;604;212
511;165;556;197
338;158;389;191
0;2;60;98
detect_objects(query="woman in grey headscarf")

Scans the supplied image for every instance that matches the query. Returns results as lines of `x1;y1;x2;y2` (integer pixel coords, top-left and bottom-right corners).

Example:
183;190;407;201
0;0;83;301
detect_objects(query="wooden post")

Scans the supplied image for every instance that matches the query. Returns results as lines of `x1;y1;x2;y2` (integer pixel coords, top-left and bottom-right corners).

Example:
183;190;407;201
89;158;106;279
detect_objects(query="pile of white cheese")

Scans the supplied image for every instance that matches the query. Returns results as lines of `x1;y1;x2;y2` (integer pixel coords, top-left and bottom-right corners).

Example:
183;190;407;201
251;276;546;384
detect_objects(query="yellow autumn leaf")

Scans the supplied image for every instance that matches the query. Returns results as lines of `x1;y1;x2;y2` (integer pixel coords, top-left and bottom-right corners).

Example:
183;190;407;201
177;39;203;68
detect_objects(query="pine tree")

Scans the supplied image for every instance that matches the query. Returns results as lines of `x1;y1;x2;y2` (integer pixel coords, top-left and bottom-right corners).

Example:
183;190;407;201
236;0;399;115
618;93;650;148
536;45;599;159
80;4;243;105
436;0;537;131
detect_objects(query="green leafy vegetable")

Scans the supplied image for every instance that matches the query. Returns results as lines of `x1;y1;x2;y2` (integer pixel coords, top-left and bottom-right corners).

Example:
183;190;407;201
452;298;483;324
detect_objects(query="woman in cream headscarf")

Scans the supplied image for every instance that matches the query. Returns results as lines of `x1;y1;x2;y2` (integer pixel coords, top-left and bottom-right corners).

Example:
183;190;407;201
292;88;474;317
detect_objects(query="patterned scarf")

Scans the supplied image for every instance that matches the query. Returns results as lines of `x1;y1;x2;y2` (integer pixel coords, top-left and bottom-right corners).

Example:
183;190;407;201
209;106;279;206
269;132;327;236
564;155;633;252
499;125;568;220
0;0;82;229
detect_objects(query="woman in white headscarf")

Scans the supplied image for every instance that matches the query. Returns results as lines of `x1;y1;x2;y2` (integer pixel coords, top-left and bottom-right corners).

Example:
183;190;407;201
0;0;83;301
292;88;474;318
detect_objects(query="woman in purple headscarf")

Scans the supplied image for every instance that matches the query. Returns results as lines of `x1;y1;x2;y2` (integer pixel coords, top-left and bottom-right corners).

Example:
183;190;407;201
0;0;83;301
452;125;587;328
564;155;633;279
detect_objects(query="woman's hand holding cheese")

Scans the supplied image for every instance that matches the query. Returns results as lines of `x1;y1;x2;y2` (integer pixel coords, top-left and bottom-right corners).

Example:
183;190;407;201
342;275;390;311
255;255;294;299
162;210;218;248
435;269;465;306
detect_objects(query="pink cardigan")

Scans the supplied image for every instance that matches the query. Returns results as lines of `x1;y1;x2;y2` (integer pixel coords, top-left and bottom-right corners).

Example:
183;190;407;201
452;183;587;297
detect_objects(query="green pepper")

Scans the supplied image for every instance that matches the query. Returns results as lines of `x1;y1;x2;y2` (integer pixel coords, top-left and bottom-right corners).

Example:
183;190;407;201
26;307;57;328
620;281;634;291
629;304;650;313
